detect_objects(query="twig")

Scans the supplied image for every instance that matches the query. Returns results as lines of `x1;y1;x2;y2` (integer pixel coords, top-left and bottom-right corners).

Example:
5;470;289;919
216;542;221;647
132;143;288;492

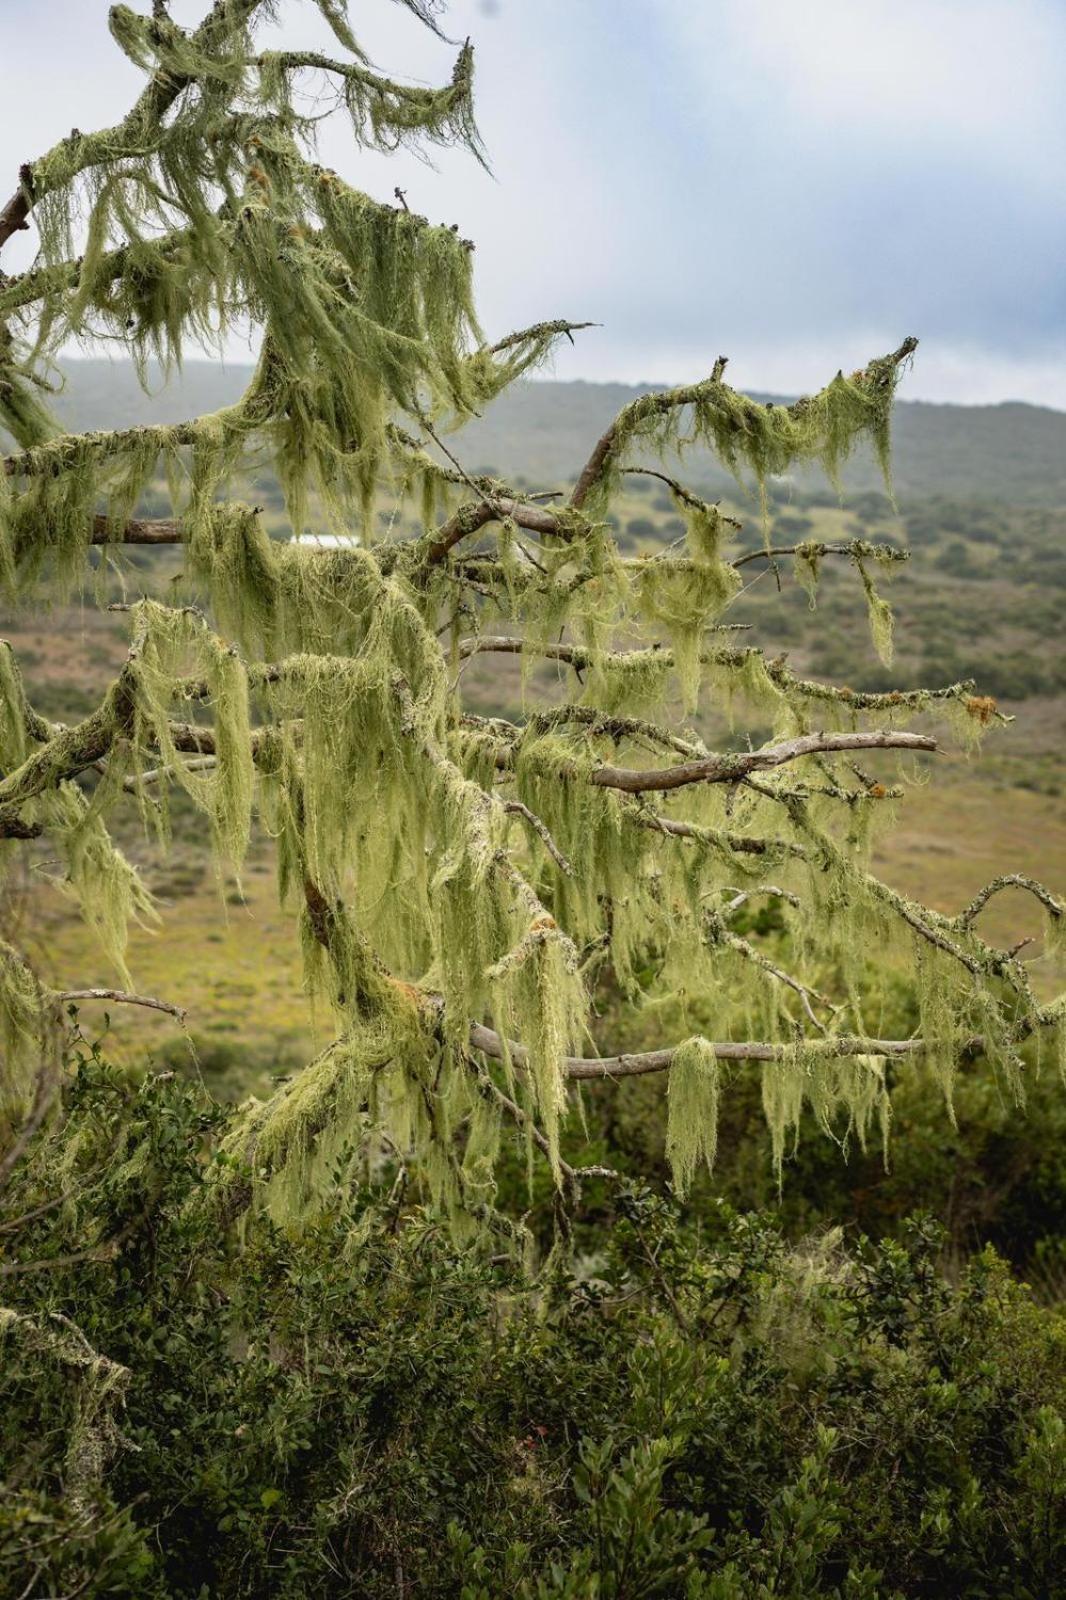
956;874;1064;931
58;989;187;1023
502;800;573;875
586;730;937;796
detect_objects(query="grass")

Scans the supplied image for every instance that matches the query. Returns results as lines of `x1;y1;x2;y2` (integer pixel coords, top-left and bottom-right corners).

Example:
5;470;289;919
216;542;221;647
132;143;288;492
22;845;312;1096
872;759;1066;993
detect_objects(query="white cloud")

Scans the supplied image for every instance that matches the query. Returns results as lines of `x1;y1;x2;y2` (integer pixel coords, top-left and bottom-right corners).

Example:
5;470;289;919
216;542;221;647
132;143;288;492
0;0;1062;407
665;0;1066;187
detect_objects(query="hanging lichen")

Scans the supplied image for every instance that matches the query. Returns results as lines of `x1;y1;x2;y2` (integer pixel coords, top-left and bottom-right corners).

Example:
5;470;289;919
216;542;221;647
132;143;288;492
854;553;895;666
0;1307;131;1519
0;941;51;1127
0;0;1058;1245
665;1036;720;1197
573;342;913;517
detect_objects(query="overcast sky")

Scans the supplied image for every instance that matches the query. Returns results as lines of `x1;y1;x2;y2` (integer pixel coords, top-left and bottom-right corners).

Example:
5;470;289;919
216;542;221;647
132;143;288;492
2;0;1065;406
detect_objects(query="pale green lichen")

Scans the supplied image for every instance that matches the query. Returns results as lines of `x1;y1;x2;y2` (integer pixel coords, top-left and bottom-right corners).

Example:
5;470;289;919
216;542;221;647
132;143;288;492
0;1307;131;1518
576;346;911;517
665;1035;720;1197
0;940;50;1127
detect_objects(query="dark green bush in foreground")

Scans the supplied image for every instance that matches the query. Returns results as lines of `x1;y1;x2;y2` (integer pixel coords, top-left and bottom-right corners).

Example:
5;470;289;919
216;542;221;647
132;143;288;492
2;1058;1063;1599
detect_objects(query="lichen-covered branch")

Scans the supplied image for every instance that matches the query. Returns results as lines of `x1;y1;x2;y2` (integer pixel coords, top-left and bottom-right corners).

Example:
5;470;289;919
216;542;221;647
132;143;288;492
469;1021;930;1076
569;336;919;511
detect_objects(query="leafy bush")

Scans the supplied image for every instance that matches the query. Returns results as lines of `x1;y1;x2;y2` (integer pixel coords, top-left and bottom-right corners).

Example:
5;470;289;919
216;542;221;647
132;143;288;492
2;1059;1063;1598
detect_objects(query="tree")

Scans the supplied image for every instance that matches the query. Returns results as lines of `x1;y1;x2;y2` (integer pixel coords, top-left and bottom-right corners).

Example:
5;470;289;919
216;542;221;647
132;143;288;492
0;0;1062;1237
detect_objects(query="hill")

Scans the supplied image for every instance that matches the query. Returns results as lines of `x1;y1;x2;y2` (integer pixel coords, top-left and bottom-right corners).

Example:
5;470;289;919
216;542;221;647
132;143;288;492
45;358;1066;506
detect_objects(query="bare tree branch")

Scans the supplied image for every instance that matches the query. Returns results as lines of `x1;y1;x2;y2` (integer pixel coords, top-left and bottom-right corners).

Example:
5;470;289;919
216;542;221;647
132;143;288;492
586;730;936;796
502;800;573;876
469;1021;937;1079
418;495;561;564
57;989;187;1023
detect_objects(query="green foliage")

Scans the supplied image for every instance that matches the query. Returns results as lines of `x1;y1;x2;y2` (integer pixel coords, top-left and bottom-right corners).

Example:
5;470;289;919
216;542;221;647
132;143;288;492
1;1067;1063;1598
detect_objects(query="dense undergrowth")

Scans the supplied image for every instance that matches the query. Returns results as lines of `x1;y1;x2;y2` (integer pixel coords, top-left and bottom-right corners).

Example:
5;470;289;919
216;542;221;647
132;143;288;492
1;1052;1063;1599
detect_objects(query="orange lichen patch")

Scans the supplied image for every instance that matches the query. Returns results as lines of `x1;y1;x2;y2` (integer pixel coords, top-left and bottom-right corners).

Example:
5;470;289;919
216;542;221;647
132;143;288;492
530;914;557;931
870;783;887;799
965;695;998;727
387;976;426;1009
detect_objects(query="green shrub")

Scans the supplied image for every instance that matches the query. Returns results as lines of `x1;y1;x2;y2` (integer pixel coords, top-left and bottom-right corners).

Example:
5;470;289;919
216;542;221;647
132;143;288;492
1;1060;1063;1598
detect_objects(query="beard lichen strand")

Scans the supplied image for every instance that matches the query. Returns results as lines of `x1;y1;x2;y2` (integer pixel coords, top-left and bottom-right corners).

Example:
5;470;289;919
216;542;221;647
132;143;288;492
634;561;742;716
515;738;641;989
226;720;587;1210
486;930;584;1182
48;782;158;990
418;725;585;1175
243;605;585;1184
758;1039;891;1187
665;1036;721;1198
0;343;57;452
256;38;481;163
1;413;235;595
854;553;896;667
121;602;254;873
185;507;447;665
215;995;443;1222
5;187;495;584
23;0;481;276
781;788;1040;1116
632;488;743;713
1037;1000;1066;1084
0;641;33;771
0;941;53;1127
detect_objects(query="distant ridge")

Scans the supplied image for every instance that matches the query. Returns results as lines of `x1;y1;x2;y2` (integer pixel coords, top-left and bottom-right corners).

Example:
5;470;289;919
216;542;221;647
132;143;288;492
44;359;1066;505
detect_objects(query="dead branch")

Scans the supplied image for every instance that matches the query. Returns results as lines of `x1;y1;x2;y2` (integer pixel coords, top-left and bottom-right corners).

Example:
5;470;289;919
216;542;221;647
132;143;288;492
57;989;187;1023
469;1021;936;1079
586;730;936;796
502;800;573;875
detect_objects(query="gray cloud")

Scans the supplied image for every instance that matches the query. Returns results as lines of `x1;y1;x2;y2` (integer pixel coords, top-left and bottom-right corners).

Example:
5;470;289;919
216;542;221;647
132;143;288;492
1;0;1063;404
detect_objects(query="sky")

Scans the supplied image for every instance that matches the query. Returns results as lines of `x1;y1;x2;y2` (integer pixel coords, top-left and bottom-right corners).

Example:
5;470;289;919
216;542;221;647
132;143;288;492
1;0;1065;406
